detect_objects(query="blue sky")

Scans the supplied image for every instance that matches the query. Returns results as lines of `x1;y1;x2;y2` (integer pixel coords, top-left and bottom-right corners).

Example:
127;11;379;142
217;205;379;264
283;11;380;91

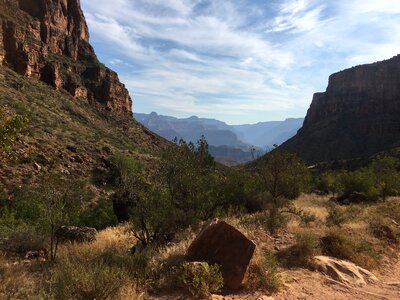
81;0;400;124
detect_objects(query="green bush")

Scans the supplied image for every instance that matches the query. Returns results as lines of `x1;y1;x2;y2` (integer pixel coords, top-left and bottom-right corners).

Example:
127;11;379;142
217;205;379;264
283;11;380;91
257;150;311;200
79;198;118;230
338;169;379;200
293;233;321;266
322;229;379;269
253;251;281;292
369;217;398;244
177;262;223;298
369;156;400;201
326;204;348;227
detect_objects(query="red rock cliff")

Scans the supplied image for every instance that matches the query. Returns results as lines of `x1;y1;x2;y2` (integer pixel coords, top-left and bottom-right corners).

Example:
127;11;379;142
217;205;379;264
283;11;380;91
280;55;400;163
0;0;132;114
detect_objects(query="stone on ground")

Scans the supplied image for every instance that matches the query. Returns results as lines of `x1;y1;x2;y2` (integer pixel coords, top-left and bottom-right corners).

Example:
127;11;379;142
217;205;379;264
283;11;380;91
310;255;378;286
187;219;256;290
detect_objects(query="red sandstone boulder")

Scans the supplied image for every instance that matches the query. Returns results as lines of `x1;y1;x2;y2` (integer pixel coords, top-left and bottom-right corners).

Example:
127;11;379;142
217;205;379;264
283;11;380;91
187;219;256;290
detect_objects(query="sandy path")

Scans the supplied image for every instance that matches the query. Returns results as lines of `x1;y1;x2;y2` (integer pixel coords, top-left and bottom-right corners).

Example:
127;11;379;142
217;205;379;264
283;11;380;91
209;255;400;300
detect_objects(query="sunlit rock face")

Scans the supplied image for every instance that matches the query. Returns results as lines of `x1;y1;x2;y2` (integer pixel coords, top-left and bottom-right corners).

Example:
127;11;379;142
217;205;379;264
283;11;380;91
0;0;132;115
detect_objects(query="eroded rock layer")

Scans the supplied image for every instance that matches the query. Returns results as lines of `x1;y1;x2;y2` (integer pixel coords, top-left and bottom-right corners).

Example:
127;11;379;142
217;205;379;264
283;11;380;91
0;0;132;114
281;55;400;163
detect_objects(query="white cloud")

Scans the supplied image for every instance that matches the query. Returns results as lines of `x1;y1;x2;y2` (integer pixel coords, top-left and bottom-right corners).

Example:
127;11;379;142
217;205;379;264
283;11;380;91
81;0;400;124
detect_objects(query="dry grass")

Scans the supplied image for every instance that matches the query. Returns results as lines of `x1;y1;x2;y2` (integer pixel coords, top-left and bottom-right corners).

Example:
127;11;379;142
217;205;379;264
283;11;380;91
293;194;330;221
0;257;49;299
0;196;399;299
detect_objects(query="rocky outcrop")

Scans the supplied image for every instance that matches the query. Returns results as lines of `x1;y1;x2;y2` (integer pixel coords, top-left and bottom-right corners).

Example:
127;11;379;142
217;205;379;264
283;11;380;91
0;0;132;114
281;55;400;163
187;219;256;290
311;256;378;286
55;226;97;243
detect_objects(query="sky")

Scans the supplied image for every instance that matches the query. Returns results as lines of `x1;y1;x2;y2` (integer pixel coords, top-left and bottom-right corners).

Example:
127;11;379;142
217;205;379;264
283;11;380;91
81;0;400;125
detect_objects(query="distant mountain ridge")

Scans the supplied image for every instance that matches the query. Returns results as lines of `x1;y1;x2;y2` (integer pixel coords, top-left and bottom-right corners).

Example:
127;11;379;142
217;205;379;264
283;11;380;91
134;112;303;165
232;118;304;149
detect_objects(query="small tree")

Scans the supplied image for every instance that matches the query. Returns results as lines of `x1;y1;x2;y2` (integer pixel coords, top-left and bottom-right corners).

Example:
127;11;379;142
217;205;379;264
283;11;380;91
109;154;181;245
369;156;400;201
319;172;342;197
257;149;311;233
160;137;224;223
0;106;29;162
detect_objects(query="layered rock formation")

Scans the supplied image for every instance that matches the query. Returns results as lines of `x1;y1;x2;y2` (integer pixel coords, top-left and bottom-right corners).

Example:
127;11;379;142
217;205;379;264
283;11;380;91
0;0;132;114
281;55;400;163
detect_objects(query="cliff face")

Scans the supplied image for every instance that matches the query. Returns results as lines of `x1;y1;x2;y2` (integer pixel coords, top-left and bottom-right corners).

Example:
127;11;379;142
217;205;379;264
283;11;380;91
0;0;132;114
281;55;400;163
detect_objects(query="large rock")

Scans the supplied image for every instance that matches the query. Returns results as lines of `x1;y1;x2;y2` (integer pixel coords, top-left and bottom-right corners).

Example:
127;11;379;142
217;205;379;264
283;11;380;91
0;0;132;115
187;219;256;290
55;226;97;243
335;192;369;205
280;55;400;163
310;256;378;286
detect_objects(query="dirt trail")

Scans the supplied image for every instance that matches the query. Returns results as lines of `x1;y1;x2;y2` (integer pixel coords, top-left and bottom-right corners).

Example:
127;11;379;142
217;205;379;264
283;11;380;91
210;255;400;300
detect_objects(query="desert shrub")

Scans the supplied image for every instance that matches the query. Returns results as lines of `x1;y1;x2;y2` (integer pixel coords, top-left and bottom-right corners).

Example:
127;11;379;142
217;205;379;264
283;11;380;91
369;217;398;244
325;204;348;227
0;224;46;254
160;137;226;222
112;137;235;245
246;250;281;292
293;233;321;266
0;106;29;162
257;150;311;200
337;169;379;200
0;202;46;254
285;205;318;227
51;245;146;300
0;262;48;299
177;262;223;299
322;229;379;269
52;257;129;300
317;171;342;196
369;156;400;201
264;199;289;234
220;170;261;214
298;210;318;226
79;198;118;230
369;205;400;244
376;203;400;223
254;150;311;234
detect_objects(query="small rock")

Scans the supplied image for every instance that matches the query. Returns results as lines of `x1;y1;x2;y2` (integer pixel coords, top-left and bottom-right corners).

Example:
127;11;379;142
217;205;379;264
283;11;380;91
67;145;77;153
34;162;41;171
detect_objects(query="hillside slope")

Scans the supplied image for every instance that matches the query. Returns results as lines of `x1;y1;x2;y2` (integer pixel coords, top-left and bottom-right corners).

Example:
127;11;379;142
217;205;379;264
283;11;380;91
0;66;166;193
281;55;400;163
0;0;167;193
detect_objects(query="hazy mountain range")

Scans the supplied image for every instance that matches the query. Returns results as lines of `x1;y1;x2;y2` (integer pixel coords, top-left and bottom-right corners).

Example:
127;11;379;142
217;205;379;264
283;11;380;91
134;112;303;165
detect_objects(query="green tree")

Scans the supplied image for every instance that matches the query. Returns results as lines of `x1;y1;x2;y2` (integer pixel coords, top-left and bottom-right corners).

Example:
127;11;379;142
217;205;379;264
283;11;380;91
258;150;311;200
369;156;400;201
109;154;181;245
257;149;311;233
160;137;224;223
319;172;342;197
0;106;29;161
337;169;378;200
13;175;87;260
